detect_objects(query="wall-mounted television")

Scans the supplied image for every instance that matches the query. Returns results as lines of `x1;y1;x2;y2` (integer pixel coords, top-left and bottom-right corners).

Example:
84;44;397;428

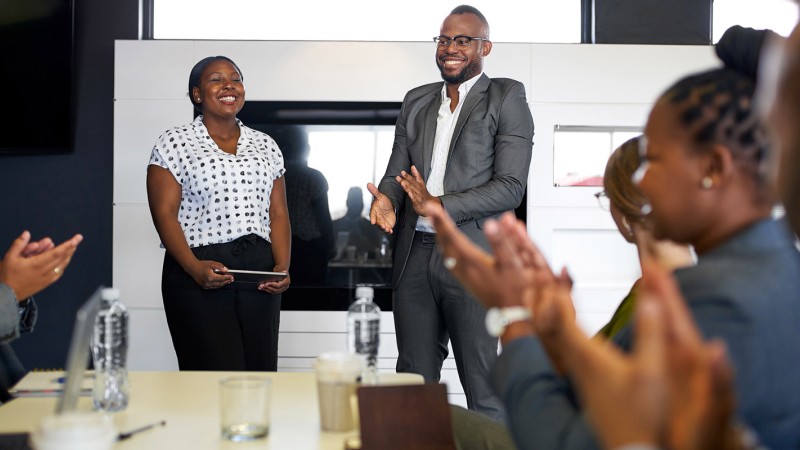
0;0;74;154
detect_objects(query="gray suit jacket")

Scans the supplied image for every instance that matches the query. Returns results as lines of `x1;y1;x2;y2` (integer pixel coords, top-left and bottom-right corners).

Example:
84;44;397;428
0;283;36;401
377;74;534;288
491;219;800;450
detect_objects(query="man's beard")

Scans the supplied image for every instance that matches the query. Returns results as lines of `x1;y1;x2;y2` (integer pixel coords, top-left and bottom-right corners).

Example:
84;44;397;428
438;58;482;85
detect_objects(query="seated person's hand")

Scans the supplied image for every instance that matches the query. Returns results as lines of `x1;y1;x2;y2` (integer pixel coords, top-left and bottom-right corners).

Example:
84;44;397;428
0;231;83;300
21;236;54;257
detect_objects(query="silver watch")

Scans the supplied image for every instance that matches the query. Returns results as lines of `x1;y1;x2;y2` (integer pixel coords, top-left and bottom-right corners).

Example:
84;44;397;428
485;306;532;337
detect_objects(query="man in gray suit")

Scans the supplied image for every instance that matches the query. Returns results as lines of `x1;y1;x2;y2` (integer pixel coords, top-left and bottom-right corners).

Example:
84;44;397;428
366;5;534;420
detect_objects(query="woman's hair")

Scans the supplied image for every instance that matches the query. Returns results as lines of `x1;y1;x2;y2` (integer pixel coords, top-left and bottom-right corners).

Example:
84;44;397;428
604;136;647;223
658;26;773;190
187;56;243;112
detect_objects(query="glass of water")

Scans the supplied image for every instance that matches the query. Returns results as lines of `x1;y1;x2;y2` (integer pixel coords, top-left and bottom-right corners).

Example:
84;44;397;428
219;376;272;441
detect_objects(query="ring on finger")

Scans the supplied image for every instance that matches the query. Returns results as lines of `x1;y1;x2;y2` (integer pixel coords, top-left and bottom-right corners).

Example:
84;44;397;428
443;257;457;270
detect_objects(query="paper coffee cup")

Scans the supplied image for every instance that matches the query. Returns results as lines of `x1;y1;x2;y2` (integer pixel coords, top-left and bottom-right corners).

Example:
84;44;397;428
314;352;365;432
29;412;116;450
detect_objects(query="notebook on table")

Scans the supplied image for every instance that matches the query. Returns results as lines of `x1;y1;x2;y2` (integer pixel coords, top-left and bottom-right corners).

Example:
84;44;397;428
356;383;456;450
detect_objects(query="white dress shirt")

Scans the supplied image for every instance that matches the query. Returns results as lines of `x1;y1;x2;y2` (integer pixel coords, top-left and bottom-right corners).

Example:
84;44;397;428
416;72;483;232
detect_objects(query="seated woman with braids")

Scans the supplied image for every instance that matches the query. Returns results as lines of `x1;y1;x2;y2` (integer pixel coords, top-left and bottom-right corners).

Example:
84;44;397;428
428;25;800;450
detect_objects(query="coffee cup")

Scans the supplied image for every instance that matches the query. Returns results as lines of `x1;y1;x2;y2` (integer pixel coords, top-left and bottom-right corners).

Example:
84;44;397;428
314;352;365;432
29;412;116;450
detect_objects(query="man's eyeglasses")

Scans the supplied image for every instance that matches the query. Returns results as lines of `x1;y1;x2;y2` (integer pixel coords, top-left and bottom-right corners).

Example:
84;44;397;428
433;35;489;48
594;191;611;211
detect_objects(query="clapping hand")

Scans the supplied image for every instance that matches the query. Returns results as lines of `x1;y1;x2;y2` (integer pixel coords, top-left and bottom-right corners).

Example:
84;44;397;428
556;258;737;450
0;231;83;300
397;166;438;217
426;204;575;349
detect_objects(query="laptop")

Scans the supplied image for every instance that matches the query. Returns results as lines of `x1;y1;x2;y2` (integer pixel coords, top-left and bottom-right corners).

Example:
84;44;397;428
54;286;104;414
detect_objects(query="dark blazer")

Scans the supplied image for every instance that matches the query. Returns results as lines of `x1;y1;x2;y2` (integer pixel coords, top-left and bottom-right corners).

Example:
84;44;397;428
378;74;534;288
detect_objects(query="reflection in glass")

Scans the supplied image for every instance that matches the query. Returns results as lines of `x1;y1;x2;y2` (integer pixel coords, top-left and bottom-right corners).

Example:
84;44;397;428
270;126;335;286
306;127;395;287
261;124;396;288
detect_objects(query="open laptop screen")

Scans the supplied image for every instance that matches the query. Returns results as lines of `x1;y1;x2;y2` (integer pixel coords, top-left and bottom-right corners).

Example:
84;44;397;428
55;286;103;414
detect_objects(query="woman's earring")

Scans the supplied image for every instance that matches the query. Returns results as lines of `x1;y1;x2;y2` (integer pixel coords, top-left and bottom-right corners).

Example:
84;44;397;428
701;177;714;189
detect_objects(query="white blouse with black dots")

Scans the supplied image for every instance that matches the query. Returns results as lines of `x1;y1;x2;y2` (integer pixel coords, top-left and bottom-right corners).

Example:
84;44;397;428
148;115;286;248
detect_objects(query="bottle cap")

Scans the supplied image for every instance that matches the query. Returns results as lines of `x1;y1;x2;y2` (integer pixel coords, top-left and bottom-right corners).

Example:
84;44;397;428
355;286;374;299
101;287;120;300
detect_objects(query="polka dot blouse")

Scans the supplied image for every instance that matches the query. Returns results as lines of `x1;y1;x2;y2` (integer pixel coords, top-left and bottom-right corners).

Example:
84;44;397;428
148;116;286;248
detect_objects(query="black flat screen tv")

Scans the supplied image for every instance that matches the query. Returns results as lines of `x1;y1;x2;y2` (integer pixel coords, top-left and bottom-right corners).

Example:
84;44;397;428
0;0;74;154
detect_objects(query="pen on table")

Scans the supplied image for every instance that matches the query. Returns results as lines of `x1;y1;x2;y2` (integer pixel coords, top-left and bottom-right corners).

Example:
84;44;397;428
13;388;93;395
117;420;167;441
53;373;93;384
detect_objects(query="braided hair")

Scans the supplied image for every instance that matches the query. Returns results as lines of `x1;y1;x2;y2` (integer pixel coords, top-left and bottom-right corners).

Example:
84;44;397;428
660;26;774;192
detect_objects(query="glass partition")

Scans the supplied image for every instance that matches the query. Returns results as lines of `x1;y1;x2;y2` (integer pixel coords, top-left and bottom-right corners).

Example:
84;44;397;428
236;102;400;305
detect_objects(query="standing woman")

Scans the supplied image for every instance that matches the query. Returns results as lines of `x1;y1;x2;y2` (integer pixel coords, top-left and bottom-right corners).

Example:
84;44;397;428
147;56;291;371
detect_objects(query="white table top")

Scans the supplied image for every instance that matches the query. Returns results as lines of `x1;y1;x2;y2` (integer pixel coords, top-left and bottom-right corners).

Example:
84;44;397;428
0;371;423;450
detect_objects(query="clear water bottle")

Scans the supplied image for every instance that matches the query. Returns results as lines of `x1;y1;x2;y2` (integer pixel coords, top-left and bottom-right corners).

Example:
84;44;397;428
347;286;380;384
91;287;130;412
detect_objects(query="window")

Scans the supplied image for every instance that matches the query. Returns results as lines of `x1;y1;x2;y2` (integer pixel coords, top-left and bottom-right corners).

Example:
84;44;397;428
713;0;798;41
553;127;641;187
152;0;580;43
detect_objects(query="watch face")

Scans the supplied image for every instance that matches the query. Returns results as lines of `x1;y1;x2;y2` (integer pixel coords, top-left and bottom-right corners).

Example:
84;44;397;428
485;308;505;337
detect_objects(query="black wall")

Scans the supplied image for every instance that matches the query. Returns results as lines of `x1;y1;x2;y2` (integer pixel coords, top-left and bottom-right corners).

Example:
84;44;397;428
0;0;138;369
594;0;713;44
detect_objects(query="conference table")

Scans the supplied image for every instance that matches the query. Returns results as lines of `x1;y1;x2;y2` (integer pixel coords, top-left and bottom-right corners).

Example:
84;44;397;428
0;371;423;449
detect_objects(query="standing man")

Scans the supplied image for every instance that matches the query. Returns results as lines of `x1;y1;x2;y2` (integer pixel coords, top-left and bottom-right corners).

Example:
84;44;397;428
367;5;534;420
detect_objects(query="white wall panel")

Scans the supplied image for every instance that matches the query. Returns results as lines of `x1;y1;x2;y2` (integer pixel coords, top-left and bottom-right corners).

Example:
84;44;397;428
114;40;195;100
113;204;164;308
192;41;435;102
529;44;717;104
280;311;396;333
114;100;190;204
128;308;178;371
479;43;532;96
551;229;640;286
189;41;531;103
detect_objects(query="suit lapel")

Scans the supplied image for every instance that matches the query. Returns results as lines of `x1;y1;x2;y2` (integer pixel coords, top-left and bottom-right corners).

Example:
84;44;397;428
421;88;441;179
448;74;490;166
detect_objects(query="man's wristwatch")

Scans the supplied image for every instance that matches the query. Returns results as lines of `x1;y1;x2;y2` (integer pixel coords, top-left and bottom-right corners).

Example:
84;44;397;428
485;306;532;337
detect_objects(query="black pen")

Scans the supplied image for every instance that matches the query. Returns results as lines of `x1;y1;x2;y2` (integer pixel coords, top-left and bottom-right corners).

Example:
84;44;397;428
117;420;167;441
